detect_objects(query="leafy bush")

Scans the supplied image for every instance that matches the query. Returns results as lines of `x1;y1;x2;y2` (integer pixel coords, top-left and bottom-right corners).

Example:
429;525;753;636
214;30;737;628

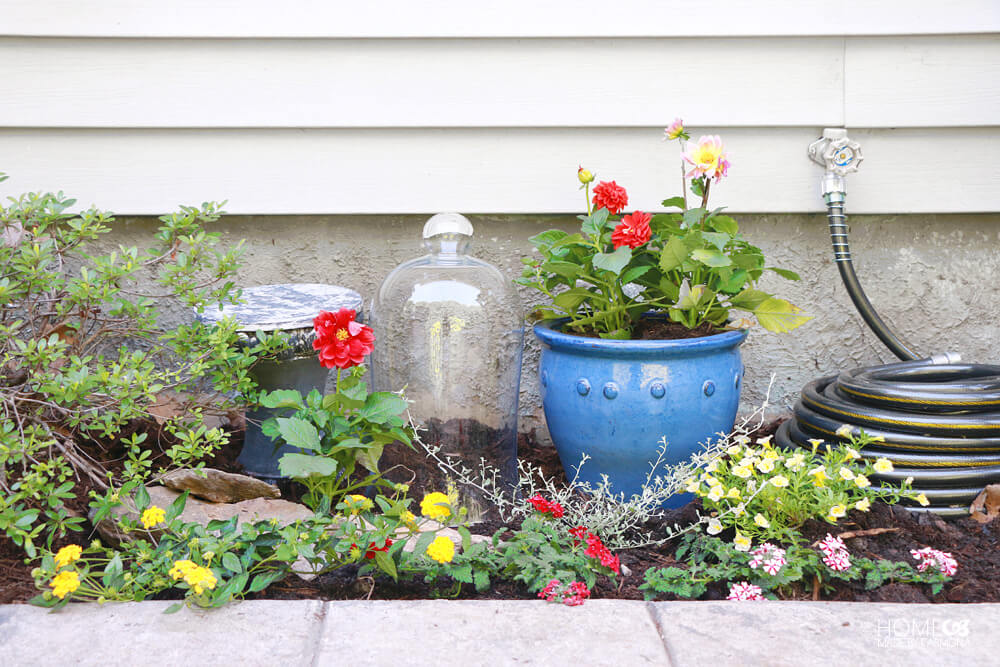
0;182;264;556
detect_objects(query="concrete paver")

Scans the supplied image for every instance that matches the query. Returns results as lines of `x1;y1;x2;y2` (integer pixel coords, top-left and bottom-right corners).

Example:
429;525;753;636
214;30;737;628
316;600;670;666
650;601;999;667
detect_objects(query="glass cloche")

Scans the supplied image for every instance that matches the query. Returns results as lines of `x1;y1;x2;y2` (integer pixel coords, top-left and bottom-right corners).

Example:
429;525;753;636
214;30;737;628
370;213;523;521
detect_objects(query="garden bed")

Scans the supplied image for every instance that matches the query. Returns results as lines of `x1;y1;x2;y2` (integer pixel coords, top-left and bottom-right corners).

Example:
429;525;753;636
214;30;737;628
2;419;998;606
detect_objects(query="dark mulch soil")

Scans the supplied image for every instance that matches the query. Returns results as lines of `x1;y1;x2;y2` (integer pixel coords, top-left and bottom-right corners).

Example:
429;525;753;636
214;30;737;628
3;416;999;605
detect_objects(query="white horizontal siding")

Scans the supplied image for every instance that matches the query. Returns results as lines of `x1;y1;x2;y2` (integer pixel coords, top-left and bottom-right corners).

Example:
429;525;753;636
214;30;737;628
1;128;996;215
846;36;1000;127
0;37;844;128
3;0;999;37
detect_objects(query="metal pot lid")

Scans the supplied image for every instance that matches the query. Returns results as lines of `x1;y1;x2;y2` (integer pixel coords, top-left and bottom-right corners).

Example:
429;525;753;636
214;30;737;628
196;283;363;332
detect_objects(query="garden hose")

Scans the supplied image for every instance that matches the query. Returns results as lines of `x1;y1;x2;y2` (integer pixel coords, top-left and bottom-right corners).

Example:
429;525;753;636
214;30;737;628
775;130;1000;517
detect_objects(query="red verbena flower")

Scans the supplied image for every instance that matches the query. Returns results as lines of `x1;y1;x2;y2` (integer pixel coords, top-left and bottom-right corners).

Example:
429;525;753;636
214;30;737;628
569;525;590;545
611;211;652;249
364;538;393;560
592;181;629;215
527;495;565;518
313;308;375;369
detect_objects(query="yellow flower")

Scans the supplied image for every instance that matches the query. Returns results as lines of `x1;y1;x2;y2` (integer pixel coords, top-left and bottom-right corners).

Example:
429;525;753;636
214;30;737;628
577;166;595;184
402;511;418;530
732;466;752;479
706;518;723;535
873;458;894;474
726;444;742;456
854;474;871;489
169;559;198;581
915;493;930;507
855;497;871;512
838;467;855;481
733;503;746;517
835;425;853;438
756;435;773;449
184;566;217;595
685;477;701;493
706;486;724;502
756;459;775;474
785;453;806;472
140;506;166;530
828;504;847;521
808;466;827;487
705;460;719;473
768;475;790;489
726;487;741;499
843;447;861;461
50;570;80;600
54;544;83;569
807;438;824;453
733;533;752;552
871;435;886;443
345;494;374;515
753;513;770;529
702;474;719;487
420;492;452;520
426;535;455;564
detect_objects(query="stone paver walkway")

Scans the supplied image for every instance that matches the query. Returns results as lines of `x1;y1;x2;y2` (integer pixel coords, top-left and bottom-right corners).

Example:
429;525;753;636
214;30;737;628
1;600;996;666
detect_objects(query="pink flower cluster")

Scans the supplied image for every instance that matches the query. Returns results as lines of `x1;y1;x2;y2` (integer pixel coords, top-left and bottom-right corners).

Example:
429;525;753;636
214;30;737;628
748;543;787;576
817;533;852;572
570;526;621;573
727;581;765;601
527;494;565;518
539;579;591;607
911;547;958;576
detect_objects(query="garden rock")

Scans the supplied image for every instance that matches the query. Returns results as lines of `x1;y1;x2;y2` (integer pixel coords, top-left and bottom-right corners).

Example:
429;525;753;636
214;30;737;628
90;485;312;546
158;467;280;503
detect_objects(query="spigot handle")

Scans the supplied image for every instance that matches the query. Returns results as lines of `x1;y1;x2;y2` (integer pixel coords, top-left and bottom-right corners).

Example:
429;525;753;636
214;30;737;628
808;128;864;176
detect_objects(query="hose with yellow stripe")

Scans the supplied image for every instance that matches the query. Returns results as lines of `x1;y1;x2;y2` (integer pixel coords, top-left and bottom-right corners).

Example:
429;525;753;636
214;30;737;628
774;179;1000;517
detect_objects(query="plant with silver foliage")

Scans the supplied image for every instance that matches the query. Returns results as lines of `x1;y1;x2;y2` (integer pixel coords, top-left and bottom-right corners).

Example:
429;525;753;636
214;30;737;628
414;379;776;550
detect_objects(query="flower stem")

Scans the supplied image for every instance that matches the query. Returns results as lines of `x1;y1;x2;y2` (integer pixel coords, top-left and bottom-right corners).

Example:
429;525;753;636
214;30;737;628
679;138;688;210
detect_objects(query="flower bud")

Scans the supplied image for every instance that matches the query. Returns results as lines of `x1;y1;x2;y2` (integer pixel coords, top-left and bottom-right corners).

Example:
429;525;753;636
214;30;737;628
577;166;595;184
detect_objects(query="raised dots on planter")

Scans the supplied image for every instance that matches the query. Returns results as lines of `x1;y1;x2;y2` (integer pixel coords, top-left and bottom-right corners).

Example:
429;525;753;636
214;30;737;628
703;380;716;397
650;382;666;399
603;382;619;400
575;379;591;396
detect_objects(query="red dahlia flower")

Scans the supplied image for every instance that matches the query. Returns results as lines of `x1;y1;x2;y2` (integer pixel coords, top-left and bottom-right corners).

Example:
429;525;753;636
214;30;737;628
313;308;375;369
592;181;629;215
611;211;652;249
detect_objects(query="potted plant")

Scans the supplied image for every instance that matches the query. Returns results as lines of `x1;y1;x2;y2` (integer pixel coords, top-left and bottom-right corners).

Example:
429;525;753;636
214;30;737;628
518;119;810;505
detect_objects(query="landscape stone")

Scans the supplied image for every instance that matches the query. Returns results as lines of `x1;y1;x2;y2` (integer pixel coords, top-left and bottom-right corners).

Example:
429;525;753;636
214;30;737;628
158;467;280;503
89;485;313;546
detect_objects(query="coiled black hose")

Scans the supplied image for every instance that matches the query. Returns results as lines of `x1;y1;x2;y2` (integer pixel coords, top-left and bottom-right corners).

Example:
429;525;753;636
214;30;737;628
774;190;1000;517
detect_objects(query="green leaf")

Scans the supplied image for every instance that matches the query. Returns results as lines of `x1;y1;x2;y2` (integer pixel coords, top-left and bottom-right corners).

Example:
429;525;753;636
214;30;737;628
682;208;706;228
659;236;692;272
222;552;243;573
700;232;731;251
374;550;398;580
690;248;732;268
278;453;338;479
248;571;283;593
552;287;594;311
714;269;748;294
359;393;409;424
473;569;490;592
592;246;631;276
275;417;321;452
339;381;369;403
728;288;771;311
620;265;652;284
707;215;739;235
766;267;802;281
163;602;184;614
258;389;305;410
598;329;630;340
754;297;813;333
412;531;436;558
541;260;581;282
660;196;686;210
528;229;569;251
134;486;150;512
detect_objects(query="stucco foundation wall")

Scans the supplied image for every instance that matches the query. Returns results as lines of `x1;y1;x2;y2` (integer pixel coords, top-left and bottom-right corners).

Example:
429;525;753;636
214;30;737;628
99;212;1000;442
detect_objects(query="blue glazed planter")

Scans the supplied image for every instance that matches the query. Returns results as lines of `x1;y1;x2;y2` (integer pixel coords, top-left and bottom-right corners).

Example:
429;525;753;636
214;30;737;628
534;320;747;508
